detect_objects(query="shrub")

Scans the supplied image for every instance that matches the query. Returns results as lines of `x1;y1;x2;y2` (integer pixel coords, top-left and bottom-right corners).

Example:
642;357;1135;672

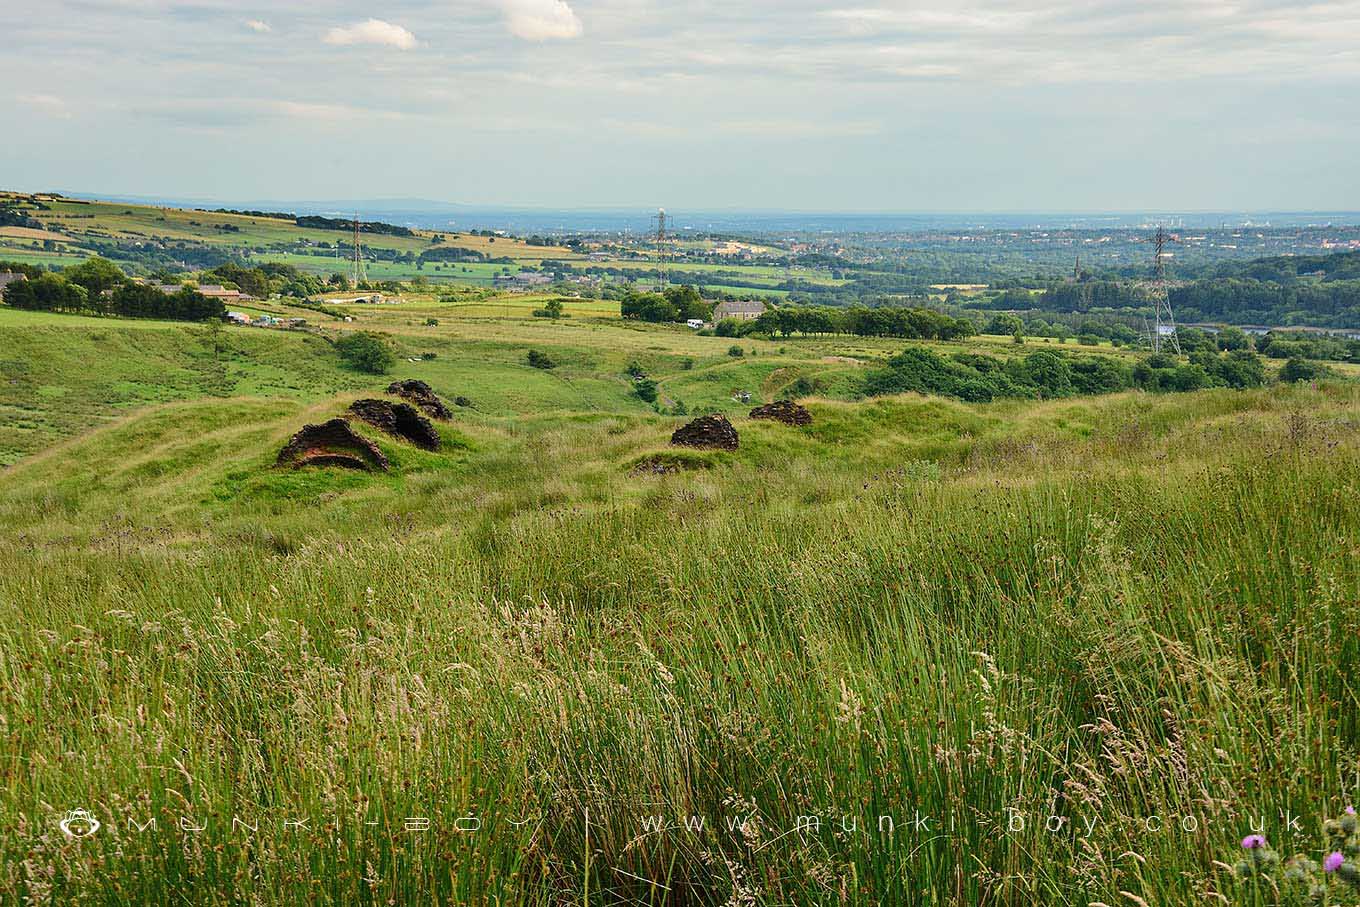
1280;357;1328;382
728;345;744;358
635;378;659;403
527;349;556;370
335;332;395;374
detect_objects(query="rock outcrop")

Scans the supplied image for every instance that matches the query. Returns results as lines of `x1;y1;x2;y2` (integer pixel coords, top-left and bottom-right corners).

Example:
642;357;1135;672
385;379;452;420
276;419;390;471
670;414;739;451
749;399;812;426
349;399;441;450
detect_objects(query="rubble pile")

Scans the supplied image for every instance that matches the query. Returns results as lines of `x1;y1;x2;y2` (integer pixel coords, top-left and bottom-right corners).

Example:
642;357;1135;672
349;399;441;450
385;379;452;420
749;400;812;426
276;419;390;471
670;414;739;451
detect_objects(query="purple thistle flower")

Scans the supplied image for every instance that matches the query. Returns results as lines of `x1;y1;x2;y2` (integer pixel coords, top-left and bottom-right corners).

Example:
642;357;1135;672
1325;851;1345;873
1347;806;1357;816
1242;834;1266;849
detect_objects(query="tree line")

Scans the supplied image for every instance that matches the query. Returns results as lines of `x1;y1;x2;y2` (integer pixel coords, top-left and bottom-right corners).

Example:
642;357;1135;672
1;257;223;321
862;346;1271;403
740;305;974;340
621;286;713;323
1039;276;1360;328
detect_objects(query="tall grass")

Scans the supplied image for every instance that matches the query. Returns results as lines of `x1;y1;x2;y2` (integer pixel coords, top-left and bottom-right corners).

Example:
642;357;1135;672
0;385;1357;904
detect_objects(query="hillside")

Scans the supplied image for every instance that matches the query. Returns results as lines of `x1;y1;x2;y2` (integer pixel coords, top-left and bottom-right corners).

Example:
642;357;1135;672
2;238;1359;905
0;190;576;279
1;369;1358;903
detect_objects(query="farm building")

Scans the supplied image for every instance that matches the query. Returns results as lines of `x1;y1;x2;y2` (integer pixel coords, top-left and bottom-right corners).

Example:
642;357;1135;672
712;299;766;321
494;272;553;290
197;284;253;302
0;271;27;293
155;283;253;302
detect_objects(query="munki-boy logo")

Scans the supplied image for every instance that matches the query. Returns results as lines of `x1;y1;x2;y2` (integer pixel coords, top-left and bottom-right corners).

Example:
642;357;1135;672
59;809;101;839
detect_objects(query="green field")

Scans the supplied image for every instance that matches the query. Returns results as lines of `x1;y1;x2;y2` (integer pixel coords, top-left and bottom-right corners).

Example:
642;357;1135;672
2;285;1359;906
0;192;849;295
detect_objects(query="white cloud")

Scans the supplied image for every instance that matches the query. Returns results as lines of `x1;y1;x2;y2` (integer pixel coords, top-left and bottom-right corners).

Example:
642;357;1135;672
244;19;271;33
499;0;583;41
17;93;72;119
323;18;417;50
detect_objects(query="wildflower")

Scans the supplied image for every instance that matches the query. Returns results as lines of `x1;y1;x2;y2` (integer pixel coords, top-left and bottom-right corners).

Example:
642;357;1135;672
1325;852;1345;873
1348;806;1357;815
1242;835;1266;850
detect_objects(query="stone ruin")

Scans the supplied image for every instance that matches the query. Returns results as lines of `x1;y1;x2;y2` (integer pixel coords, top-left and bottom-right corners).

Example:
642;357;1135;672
386;379;452;420
276;418;390;471
670;414;739;451
749;399;812;426
349;399;441;451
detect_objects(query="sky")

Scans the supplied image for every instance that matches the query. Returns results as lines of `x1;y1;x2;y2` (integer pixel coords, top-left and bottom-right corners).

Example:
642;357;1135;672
2;0;1358;212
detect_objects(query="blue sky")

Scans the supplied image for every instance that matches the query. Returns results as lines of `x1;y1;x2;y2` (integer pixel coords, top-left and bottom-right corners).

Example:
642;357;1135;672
3;0;1357;211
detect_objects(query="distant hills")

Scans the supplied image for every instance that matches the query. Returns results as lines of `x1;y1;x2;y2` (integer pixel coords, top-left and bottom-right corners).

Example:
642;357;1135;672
60;192;1360;235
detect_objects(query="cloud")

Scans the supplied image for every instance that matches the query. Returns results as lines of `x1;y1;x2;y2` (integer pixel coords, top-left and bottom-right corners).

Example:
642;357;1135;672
244;19;270;33
323;18;417;50
499;0;582;41
17;93;72;119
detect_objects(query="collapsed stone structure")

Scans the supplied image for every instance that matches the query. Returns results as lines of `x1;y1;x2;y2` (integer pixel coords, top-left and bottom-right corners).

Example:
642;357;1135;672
349;399;441;450
670;414;739;451
749;400;812;426
276;419;390;471
385;379;452;420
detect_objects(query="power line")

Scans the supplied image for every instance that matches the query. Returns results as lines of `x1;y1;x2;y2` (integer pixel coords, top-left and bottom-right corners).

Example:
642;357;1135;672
1145;225;1181;355
352;213;367;287
654;208;668;292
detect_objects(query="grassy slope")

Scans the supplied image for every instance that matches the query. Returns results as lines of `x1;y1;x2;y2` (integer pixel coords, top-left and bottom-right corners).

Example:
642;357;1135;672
0;194;577;276
1;299;1358;905
1;193;844;293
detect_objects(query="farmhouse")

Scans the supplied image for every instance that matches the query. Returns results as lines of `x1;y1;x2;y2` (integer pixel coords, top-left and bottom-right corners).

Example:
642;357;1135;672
712;299;766;321
0;271;27;293
197;284;252;302
155;282;253;302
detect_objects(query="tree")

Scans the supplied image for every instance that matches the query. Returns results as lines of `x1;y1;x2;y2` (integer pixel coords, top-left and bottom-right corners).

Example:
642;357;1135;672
1016;350;1073;397
663;285;710;321
621;291;678;323
1217;326;1251;351
3;272;87;312
543;298;563;319
1280;357;1325;382
335;332;395;374
984;313;1024;336
63;257;127;304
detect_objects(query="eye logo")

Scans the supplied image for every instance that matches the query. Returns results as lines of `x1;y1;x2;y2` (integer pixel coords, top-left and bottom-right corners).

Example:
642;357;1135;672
59;809;101;839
